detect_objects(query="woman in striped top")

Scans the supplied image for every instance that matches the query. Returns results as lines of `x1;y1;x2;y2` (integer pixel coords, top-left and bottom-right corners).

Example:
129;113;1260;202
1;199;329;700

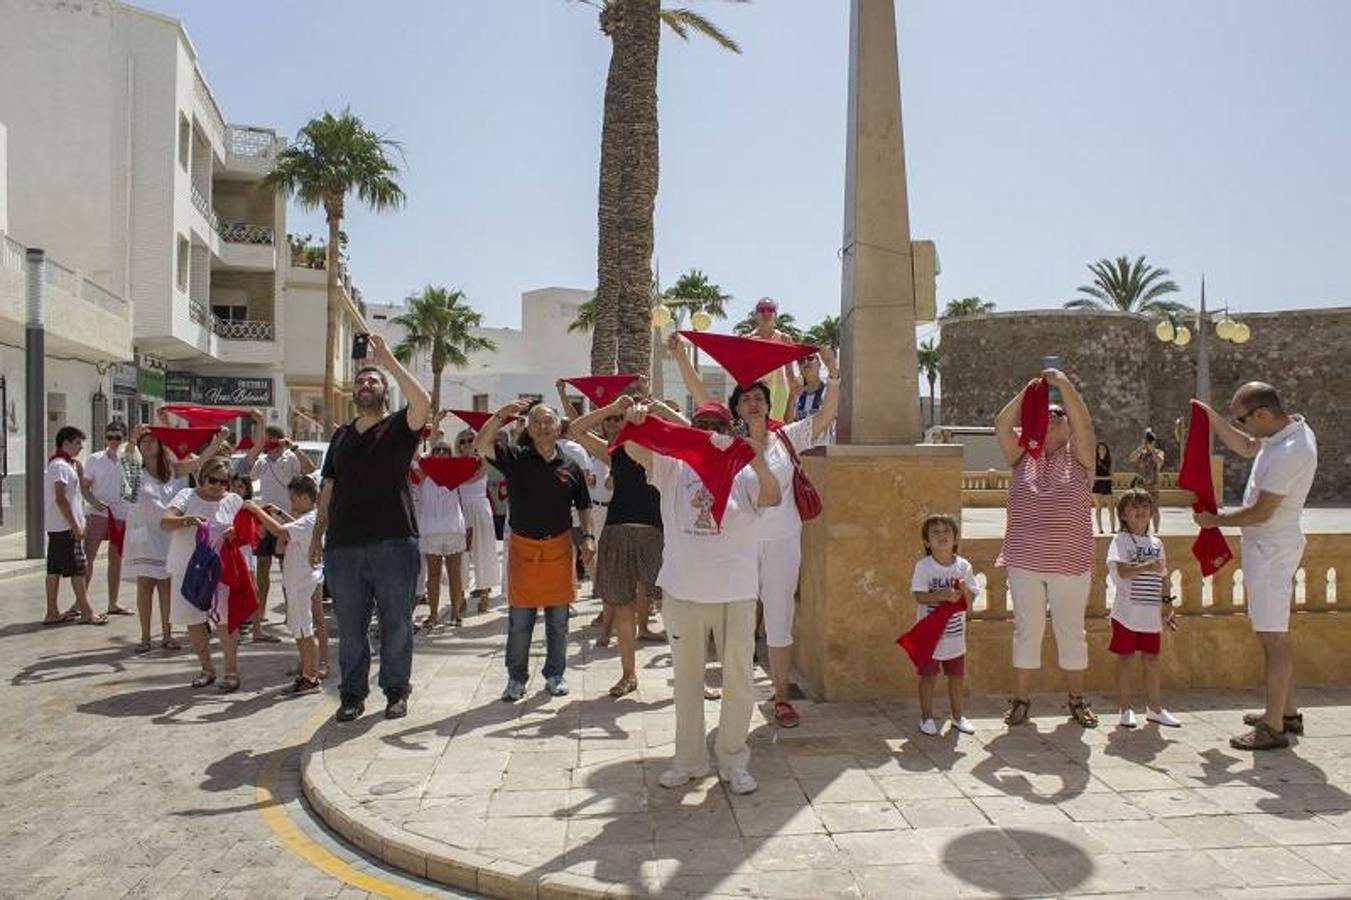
995;368;1099;728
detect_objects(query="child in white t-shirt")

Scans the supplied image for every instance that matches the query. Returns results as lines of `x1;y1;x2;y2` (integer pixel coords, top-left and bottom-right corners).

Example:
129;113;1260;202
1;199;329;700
246;476;325;694
910;514;979;736
1107;489;1180;729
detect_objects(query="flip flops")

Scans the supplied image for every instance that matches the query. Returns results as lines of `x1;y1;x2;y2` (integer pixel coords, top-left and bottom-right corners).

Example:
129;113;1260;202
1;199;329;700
78;614;109;626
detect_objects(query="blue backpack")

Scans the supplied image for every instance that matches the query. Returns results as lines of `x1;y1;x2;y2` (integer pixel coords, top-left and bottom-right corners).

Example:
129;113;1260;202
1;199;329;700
181;524;222;611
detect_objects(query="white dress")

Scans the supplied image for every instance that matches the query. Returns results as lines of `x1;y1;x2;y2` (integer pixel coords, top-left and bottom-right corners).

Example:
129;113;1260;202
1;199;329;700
459;468;501;591
165;489;243;627
121;473;184;582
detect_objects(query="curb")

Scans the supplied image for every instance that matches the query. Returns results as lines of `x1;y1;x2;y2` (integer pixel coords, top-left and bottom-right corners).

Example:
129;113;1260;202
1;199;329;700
0;560;46;581
301;720;642;900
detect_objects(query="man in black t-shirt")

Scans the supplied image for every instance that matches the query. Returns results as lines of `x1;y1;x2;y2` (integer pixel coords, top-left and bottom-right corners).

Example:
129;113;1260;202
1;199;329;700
311;333;431;723
475;400;595;702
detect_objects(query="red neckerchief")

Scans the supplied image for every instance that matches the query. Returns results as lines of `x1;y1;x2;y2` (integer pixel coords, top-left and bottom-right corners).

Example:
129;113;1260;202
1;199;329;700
563;374;639;407
678;331;819;387
417;456;480;491
49;449;74;463
1177;401;1234;576
609;417;755;527
898;578;968;672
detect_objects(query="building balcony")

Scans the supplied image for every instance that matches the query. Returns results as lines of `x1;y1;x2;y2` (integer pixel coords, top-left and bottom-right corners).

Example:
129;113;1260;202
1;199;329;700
187;295;279;365
0;234;132;362
217;221;276;271
220;125;285;180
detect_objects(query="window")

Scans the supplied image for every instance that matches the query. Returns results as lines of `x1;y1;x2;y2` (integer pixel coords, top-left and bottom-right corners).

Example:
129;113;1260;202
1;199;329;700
212;305;248;322
178;114;190;171
176;235;189;291
472;393;489;412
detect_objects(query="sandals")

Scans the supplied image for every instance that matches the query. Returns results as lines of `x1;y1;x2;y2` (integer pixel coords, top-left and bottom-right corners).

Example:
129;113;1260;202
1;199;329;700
608;677;638;698
316;663;330;680
191;670;217;688
1243;711;1303;735
773;701;801;728
134;640;154;655
251;632;282;644
218;673;241;694
1004;698;1031;726
1231;720;1290;751
107;606;135;616
1068;694;1099;728
78;614;109;626
637;631;667;643
161;637;182;651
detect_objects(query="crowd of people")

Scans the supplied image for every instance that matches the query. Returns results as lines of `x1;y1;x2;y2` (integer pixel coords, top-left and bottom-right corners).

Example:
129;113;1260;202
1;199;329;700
40;312;1319;793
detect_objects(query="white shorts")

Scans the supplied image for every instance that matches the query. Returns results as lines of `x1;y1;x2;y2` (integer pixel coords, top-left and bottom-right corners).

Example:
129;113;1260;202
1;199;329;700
420;532;467;556
1242;537;1304;634
758;535;803;648
285;581;319;638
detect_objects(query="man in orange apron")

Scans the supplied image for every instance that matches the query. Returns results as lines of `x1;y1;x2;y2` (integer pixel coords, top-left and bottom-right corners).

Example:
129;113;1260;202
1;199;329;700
475;400;595;702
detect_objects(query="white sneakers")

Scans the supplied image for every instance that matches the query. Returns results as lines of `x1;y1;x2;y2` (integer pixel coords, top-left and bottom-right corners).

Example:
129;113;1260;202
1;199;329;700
1147;708;1182;727
918;718;939;736
919;717;974;735
1119;708;1183;728
953;716;976;735
657;765;757;795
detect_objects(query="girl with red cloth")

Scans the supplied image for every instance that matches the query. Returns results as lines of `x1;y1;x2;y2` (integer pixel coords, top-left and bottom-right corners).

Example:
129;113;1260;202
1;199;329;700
907;515;979;736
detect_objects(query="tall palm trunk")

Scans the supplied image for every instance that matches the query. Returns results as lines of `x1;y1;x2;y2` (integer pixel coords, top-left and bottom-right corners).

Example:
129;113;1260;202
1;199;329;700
429;349;445;428
323;197;345;431
927;372;938;427
595;0;661;376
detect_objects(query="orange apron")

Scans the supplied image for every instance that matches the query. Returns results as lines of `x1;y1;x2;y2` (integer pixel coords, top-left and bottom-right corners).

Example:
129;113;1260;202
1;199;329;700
507;532;576;608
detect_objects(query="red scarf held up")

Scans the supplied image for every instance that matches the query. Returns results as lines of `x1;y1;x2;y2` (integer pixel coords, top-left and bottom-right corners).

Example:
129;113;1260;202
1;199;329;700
1177;401;1234;576
898;591;969;673
444;409;520;431
1019;378;1050;459
609;416;755;528
162;404;246;428
563;374;639;407
217;537;260;635
147;426;217;458
232;507;262;551
416;456;481;491
677;331;820;388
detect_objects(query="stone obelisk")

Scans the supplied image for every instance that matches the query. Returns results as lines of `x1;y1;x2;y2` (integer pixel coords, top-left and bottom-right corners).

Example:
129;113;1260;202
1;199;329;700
838;0;922;445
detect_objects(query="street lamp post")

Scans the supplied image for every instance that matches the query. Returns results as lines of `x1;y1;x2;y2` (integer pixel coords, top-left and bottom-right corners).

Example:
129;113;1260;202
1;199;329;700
1154;274;1253;418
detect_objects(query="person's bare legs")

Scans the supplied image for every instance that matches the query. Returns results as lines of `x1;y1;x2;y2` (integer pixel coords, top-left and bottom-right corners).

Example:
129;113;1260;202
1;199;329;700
448;552;465;622
1260;632;1295;731
769;645;794;705
310;588;329;675
45;575;63;622
156;580;174;645
220;628;240;679
1115;655;1133;711
105;546;124;611
1143;654;1163;712
614;603;637;684
70;574;95;620
298;634;318;679
948;674;965;721
1014;667;1034;701
254;556;273;632
637;585;662;639
187;623;214;677
597;604;616;645
135;578;154;646
918;675;936;721
425;554;442;625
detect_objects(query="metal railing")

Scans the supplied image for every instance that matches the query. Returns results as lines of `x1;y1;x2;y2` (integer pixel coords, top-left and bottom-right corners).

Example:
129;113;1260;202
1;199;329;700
218;222;275;245
0;233;24;272
190;182;220;233
192;69;227;145
212;317;275;341
189;298;209;326
227;125;280;159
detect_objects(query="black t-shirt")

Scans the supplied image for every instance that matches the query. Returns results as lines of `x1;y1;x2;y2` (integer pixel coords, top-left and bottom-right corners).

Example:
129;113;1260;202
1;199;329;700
604;445;661;528
488;435;591;540
321;407;421;547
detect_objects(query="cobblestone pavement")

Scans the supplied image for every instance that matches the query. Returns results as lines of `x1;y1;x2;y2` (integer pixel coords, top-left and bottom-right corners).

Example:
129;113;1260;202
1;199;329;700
0;571;470;899
303;592;1351;898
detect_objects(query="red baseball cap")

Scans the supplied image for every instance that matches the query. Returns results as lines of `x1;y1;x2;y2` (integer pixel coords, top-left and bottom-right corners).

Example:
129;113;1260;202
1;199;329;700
691;401;734;425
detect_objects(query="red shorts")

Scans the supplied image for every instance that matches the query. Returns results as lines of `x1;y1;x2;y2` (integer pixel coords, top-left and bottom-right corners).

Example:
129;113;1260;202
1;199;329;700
918;655;965;678
1109;620;1161;656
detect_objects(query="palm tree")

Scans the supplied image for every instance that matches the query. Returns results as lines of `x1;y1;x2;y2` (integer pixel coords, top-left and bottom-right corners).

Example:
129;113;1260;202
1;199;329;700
941;296;995;319
390;287;496;421
917;337;940;428
733;309;803;341
664;269;730;322
568;297;598;335
264;109;404;429
1065;255;1189;315
804;315;841;350
577;0;745;376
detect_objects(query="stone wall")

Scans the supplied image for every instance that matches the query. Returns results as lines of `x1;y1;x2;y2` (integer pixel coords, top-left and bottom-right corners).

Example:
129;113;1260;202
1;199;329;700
939;308;1350;503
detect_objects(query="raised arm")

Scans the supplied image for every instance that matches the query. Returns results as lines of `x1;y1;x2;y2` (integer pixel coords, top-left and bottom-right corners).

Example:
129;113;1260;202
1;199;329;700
555;380;583;421
172;426;231;478
809;347;841;442
1194;400;1261;459
243;500;289;539
994;382;1030;466
569;395;635;459
473;399;530;461
745;416;782;509
367;332;431;433
666;332;711;407
244;409;266;470
1045;369;1097;470
618;402;656;470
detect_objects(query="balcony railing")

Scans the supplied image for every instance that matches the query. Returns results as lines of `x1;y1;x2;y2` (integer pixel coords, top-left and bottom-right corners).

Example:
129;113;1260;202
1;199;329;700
219;222;275;245
190;182;220;233
227;125;280;159
1;234;127;316
212;317;275;341
188;297;209;326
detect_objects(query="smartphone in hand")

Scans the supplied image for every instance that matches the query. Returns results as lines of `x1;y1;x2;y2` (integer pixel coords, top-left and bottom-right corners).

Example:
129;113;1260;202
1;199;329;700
352;333;370;359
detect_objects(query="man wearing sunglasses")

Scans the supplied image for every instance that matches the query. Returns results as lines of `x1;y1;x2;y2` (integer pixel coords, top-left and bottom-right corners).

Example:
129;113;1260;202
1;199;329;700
81;420;134;617
1193;383;1317;751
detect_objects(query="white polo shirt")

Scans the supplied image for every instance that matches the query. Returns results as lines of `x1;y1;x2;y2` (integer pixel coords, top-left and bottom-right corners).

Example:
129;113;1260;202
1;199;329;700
84;449;129;519
1241;416;1317;545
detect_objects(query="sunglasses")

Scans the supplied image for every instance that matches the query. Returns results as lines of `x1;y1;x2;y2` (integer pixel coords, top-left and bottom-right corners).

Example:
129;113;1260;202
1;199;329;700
604;415;623;424
1235;404;1268;426
1049;409;1067;419
457;438;474;445
203;476;230;487
105;434;125;441
431;448;453;456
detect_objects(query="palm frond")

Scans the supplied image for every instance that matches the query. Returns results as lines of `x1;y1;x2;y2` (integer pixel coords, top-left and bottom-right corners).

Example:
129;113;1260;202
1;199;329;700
660;8;742;52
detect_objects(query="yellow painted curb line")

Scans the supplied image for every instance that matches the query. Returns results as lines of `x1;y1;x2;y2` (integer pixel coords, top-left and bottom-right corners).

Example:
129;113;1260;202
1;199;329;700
255;706;438;900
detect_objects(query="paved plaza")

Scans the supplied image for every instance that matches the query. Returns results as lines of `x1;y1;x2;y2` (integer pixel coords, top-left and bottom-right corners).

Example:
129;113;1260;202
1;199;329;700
6;556;1351;898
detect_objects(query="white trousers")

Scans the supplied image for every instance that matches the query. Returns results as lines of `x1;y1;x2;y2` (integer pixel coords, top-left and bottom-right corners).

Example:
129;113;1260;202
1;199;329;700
1007;567;1092;670
663;596;756;774
758;535;803;648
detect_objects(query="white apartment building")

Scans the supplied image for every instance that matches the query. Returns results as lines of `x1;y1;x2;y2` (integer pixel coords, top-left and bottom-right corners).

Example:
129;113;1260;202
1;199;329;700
0;0;298;434
367;287;731;420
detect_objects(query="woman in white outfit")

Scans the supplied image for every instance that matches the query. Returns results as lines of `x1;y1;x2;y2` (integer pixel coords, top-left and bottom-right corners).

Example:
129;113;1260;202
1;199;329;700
670;335;842;729
162;456;245;692
455;427;501;611
122;424;223;654
415;440;468;628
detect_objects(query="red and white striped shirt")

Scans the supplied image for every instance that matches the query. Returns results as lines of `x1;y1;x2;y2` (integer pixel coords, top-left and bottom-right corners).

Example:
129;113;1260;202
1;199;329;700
997;444;1095;576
